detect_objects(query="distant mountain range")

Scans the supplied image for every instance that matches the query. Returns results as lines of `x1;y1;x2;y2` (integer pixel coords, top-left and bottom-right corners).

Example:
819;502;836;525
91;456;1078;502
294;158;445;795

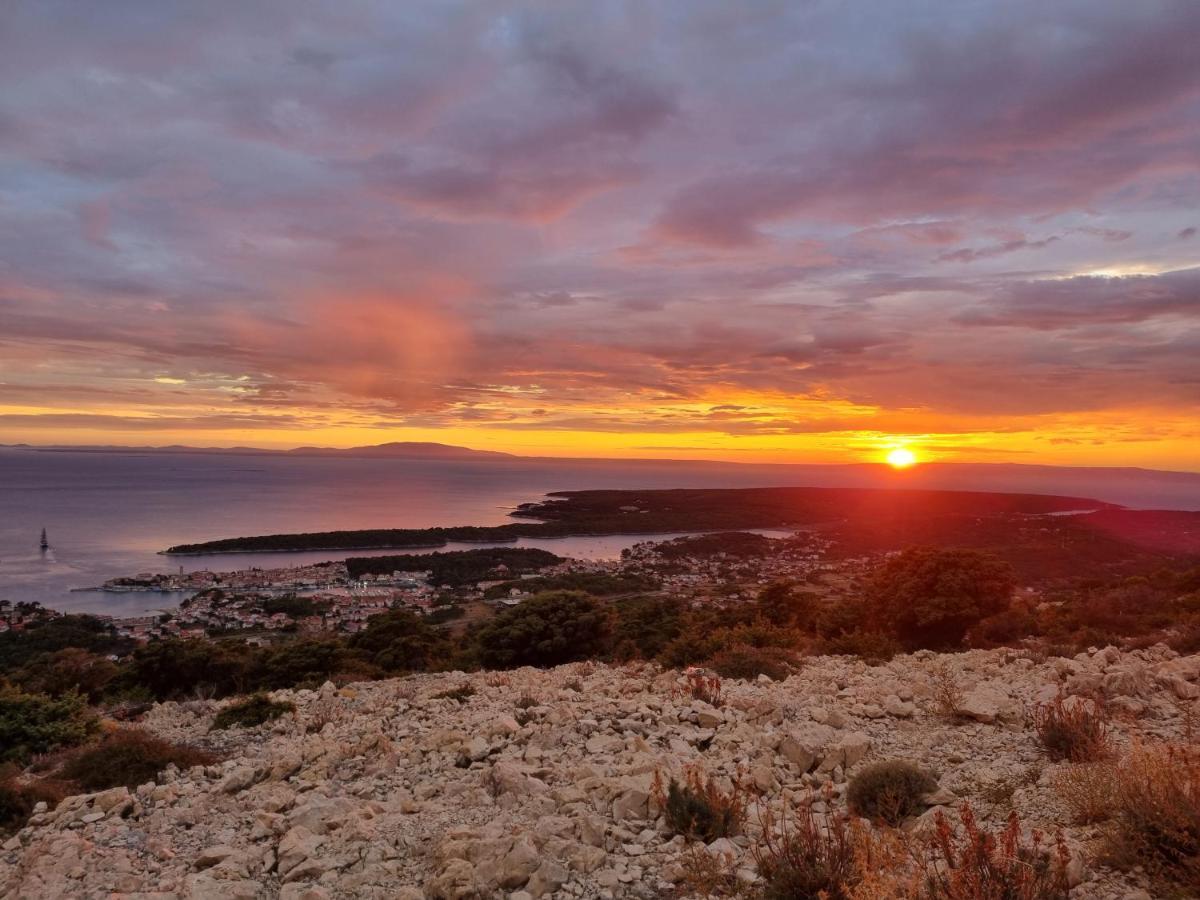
1;441;514;460
3;441;1198;509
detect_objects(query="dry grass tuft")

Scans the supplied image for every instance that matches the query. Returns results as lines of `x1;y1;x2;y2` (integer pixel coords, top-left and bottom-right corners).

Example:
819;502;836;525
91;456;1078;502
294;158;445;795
929;661;965;721
1052;761;1117;825
1031;694;1109;762
673;842;746;898
1103;742;1200;894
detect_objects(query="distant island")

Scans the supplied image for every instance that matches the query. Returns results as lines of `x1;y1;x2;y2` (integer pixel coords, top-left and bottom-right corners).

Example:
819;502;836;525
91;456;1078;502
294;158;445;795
6;441;1200;510
156;485;1200;581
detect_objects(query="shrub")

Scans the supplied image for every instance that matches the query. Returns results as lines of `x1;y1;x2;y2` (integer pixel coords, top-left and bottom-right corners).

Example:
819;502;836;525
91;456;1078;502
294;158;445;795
0;613;133;671
58;729;216;791
658;627;730;669
473;591;610;669
1032;695;1109;762
971;605;1039;649
116;638;253;700
212;694;295;730
349;609;444;672
847;760;937;826
922;806;1069;899
0;769;70;835
756;581;815;628
1104;742;1200;894
14;648;118;702
0;687;96;764
819;629;901;664
252;637;347;690
867;547;1016;650
660;768;746;842
754;801;861;900
706;644;796;681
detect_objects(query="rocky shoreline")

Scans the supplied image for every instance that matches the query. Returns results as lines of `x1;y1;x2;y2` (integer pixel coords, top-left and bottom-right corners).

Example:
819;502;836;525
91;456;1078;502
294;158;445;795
3;644;1197;899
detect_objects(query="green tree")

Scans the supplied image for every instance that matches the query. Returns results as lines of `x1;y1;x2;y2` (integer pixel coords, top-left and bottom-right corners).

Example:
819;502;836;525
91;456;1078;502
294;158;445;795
14;648;118;702
350;609;444;672
610;595;684;660
0;614;133;672
252;638;346;690
0;686;97;764
473;591;610;669
867;547;1015;650
116;639;253;700
755;581;816;628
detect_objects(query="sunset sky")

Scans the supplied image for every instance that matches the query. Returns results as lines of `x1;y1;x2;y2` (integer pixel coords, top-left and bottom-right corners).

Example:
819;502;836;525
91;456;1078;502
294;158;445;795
1;2;1198;469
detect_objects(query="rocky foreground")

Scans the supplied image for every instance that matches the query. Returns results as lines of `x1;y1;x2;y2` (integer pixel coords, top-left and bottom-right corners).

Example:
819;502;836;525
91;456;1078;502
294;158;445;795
2;645;1198;900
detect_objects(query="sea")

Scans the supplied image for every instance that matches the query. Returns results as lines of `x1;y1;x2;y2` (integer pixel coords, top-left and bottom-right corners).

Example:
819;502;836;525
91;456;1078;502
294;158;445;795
0;450;811;617
2;448;1198;617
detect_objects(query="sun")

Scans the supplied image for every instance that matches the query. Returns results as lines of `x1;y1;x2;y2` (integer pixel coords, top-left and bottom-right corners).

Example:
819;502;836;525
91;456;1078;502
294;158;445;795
886;447;917;469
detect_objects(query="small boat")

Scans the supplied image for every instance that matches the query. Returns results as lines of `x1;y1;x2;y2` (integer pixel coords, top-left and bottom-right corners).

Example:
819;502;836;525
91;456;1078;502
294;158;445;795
40;528;49;552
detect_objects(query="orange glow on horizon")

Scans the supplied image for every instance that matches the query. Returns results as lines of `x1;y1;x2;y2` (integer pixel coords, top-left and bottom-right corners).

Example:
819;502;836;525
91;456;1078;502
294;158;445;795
2;395;1198;472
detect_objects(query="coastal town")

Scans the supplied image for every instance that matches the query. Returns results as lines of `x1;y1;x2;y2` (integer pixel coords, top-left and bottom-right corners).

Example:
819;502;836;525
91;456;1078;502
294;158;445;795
12;531;854;645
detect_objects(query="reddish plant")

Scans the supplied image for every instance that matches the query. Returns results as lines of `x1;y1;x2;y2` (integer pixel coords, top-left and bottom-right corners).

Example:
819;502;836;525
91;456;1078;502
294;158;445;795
676;667;723;707
754;795;863;900
922;806;1070;900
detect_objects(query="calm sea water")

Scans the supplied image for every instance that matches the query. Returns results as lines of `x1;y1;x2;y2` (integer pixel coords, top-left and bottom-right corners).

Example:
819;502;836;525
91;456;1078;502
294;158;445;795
2;449;1196;617
0;450;812;616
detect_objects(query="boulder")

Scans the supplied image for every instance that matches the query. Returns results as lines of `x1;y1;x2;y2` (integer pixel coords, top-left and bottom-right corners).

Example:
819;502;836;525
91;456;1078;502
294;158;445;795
193;845;240;870
276;826;325;880
777;722;835;771
217;766;262;795
612;787;649;822
499;835;540;888
958;686;1019;724
427;858;478;900
526;859;569;897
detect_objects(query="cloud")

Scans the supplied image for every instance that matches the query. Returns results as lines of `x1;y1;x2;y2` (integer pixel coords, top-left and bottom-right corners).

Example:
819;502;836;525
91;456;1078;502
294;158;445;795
0;1;1198;462
955;267;1200;329
937;236;1060;263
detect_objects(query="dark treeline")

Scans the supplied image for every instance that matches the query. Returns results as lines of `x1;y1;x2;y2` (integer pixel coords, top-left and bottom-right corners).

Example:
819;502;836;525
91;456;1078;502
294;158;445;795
345;547;562;586
650;531;778;560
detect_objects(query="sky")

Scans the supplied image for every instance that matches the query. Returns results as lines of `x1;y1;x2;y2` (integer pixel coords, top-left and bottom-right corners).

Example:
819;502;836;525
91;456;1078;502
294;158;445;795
1;1;1198;469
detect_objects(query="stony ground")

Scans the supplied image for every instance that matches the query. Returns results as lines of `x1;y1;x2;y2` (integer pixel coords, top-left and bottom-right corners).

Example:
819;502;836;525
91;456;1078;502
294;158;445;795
2;644;1197;900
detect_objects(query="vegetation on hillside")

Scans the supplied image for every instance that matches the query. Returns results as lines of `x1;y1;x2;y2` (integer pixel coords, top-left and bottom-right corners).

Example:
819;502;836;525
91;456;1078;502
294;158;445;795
345;547;562;585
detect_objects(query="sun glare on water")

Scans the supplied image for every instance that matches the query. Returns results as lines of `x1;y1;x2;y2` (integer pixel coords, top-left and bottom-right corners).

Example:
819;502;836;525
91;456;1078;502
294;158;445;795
886;447;917;469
